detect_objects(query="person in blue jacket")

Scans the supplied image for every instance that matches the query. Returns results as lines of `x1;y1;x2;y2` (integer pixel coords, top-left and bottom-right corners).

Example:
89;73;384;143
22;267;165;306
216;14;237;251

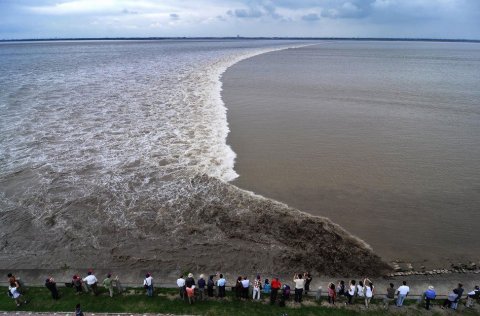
424;285;436;310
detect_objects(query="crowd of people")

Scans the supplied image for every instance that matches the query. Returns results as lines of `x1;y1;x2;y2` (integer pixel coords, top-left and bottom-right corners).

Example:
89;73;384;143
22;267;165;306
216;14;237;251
6;271;480;311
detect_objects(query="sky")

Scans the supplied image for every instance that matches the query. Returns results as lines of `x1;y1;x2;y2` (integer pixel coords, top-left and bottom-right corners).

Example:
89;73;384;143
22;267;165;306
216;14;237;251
1;0;479;40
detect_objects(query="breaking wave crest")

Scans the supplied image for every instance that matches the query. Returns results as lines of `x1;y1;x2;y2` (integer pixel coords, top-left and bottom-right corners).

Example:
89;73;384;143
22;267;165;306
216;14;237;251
0;40;308;227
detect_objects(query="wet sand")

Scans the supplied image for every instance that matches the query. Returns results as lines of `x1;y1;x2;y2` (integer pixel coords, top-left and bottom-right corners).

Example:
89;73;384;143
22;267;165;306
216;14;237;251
222;42;480;268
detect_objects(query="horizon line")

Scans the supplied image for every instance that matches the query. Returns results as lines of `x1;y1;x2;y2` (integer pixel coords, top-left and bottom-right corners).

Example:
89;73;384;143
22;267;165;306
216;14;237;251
1;36;479;43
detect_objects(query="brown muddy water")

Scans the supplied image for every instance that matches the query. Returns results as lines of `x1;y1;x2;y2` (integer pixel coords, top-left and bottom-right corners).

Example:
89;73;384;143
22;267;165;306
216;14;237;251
223;41;480;268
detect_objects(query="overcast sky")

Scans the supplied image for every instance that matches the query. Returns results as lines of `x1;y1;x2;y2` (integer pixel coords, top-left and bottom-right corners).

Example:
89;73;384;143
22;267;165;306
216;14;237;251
1;0;479;39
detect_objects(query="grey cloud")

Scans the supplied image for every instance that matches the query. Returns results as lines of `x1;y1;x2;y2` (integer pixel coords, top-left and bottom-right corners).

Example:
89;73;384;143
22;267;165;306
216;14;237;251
227;8;263;18
170;13;179;20
226;0;283;20
302;13;320;21
320;1;374;19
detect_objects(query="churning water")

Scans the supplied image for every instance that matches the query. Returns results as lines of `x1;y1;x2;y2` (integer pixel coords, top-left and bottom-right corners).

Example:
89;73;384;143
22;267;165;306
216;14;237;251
0;40;306;227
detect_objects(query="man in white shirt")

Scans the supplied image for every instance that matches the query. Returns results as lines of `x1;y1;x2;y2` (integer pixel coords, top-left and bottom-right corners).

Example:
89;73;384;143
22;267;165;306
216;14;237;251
177;274;186;300
144;273;153;297
396;281;410;307
293;274;306;303
83;271;98;296
241;276;250;299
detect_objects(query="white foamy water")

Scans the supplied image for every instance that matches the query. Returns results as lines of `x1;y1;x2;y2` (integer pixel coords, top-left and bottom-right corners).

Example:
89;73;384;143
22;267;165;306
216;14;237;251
0;40;307;226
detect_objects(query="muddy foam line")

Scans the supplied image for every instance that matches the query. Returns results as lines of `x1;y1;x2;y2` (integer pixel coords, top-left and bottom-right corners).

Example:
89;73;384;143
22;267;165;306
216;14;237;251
187;43;316;181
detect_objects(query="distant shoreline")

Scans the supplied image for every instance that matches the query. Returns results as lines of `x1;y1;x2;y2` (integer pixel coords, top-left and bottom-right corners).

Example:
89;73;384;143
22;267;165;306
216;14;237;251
1;37;479;43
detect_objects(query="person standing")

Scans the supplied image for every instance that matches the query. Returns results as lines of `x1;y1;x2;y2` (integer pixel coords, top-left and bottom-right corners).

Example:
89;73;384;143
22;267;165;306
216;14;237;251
83;271;98;296
396;281;410;307
241;276;250;299
466;285;479;308
384;283;395;309
304;273;313;295
72;275;83;294
144;273;153;297
364;279;374;308
328;282;336;305
443;288;459;309
346;280;356;305
103;274;114;297
8;282;27;307
207;275;215;298
197;274;206;301
185;273;196;302
113;275;124;294
423;285;436;310
452;283;464;310
356;280;365;303
263;279;271;294
45;277;59;300
337;280;345;297
217;274;226;298
293;273;305;303
252;275;262;300
176;274;186;300
270;277;281;305
235;276;243;300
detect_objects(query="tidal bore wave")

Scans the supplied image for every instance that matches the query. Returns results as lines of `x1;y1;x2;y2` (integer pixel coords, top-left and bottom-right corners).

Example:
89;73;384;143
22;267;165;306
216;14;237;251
0;40;389;275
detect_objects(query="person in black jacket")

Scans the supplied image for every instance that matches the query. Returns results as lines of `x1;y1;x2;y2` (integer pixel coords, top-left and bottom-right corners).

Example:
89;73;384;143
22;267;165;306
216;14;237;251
197;274;206;301
304;272;313;295
45;277;59;300
185;273;196;289
207;275;215;297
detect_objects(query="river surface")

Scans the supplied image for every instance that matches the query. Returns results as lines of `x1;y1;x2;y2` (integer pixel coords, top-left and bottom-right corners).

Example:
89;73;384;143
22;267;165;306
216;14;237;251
223;41;480;266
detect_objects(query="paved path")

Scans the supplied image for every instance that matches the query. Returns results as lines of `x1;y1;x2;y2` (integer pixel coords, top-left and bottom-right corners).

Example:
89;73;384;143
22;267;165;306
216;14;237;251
0;313;194;316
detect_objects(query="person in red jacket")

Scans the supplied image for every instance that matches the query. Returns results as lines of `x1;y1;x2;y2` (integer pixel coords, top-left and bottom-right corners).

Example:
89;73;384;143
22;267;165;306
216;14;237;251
270;277;282;305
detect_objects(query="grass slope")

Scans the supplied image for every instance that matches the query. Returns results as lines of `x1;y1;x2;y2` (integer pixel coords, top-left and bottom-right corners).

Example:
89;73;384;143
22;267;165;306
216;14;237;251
1;286;478;316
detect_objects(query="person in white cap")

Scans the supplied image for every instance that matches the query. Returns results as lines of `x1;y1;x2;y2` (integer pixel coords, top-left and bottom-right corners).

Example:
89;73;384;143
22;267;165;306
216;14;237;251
423;285;436;310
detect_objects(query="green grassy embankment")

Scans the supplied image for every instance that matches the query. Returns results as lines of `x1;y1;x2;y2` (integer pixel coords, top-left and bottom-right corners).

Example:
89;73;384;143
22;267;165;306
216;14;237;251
1;286;478;316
